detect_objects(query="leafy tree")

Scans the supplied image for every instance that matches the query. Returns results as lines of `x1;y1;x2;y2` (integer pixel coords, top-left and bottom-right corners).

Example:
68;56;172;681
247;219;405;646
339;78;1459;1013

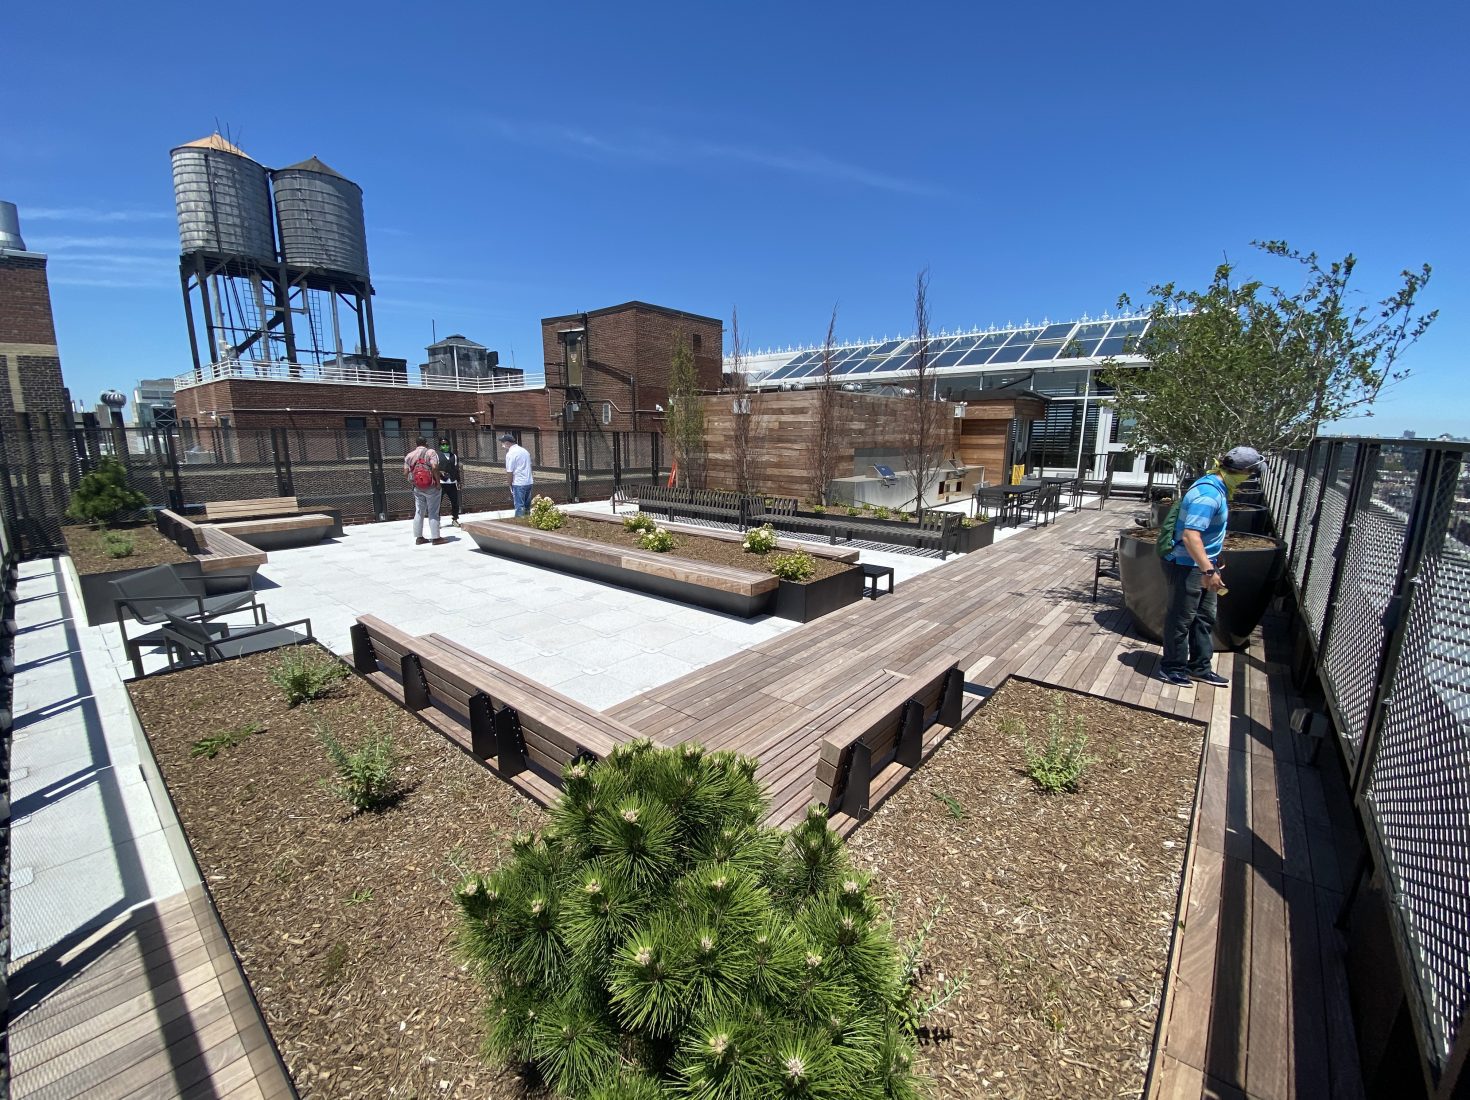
66;456;148;528
666;335;707;489
456;741;924;1099
1101;241;1436;476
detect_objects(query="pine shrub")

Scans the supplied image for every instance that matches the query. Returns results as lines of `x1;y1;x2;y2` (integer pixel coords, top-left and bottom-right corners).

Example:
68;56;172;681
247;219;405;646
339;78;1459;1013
456;742;924;1098
66;457;148;528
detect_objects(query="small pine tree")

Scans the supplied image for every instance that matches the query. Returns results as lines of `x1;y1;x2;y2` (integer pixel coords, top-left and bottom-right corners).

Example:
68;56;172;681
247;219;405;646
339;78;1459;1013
456;742;923;1098
66;457;148;528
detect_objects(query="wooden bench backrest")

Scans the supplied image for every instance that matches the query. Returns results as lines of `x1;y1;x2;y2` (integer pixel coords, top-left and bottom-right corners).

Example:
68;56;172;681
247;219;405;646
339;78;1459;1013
205;496;300;521
156;508;203;554
811;655;964;814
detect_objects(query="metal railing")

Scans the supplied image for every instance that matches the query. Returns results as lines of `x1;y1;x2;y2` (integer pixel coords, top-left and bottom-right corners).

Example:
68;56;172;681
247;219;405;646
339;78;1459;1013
1264;436;1470;1097
0;424;664;559
173;359;545;394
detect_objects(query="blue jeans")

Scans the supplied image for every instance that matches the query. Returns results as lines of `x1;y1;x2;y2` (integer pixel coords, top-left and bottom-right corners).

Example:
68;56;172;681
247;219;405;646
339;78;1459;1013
1161;559;1217;675
512;484;534;516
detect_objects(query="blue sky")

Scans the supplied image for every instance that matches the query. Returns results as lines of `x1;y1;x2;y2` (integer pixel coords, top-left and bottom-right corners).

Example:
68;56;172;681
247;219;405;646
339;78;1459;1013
6;1;1466;436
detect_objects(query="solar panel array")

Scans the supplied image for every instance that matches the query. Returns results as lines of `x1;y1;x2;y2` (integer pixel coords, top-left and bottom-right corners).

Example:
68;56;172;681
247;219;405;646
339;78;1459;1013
754;317;1152;384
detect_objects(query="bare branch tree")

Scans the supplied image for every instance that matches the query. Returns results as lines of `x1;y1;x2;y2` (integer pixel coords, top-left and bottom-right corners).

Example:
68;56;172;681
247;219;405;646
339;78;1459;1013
805;304;841;505
901;269;949;516
727;305;759;495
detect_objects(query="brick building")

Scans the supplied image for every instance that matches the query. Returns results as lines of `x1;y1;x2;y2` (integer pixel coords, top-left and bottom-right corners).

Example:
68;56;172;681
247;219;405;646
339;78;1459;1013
172;300;723;442
0;201;71;432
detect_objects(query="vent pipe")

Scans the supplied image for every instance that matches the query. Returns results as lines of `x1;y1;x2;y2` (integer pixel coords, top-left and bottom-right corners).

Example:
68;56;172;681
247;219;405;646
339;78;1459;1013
0;201;26;250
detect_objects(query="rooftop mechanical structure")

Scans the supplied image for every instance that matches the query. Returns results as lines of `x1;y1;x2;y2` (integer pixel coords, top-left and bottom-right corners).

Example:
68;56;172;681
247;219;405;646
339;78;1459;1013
171;134;380;376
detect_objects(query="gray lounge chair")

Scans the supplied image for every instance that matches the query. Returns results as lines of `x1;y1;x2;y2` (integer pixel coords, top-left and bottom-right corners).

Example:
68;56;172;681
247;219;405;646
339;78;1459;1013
113;564;265;677
159;612;314;669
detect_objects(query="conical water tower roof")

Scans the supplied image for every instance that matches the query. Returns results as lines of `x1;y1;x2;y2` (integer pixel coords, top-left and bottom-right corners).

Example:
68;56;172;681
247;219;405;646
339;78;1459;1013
174;133;256;160
277;155;348;180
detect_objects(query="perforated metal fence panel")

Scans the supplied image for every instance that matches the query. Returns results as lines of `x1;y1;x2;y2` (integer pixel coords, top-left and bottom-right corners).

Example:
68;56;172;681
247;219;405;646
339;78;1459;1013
1362;450;1470;1073
1302;442;1358;640
1290;445;1329;590
1321;446;1416;762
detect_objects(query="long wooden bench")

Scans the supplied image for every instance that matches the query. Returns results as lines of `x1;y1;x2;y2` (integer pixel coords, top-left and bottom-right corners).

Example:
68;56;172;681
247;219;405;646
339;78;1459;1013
155;508;267;577
350;616;640;806
203;495;344;540
809;655;965;826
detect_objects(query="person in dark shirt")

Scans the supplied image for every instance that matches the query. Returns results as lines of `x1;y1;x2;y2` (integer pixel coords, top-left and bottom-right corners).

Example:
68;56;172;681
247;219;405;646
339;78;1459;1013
437;435;462;527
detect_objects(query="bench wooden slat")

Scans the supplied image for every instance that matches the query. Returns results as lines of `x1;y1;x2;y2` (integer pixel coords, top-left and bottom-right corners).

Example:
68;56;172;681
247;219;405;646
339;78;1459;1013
204;496;301;521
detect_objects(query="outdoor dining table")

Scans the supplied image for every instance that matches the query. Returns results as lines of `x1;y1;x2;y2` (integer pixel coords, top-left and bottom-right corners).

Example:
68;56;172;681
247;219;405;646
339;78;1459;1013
995;480;1044;525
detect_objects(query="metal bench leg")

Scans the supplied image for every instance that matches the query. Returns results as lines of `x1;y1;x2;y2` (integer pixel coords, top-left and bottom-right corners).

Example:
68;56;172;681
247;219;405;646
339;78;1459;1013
469;691;496;760
350;623;376;673
838;742;872;819
495;705;527;776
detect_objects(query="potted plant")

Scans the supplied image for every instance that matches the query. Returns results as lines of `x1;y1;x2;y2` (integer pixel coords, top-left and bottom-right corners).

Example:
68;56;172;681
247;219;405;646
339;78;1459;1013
1102;240;1435;646
957;506;997;553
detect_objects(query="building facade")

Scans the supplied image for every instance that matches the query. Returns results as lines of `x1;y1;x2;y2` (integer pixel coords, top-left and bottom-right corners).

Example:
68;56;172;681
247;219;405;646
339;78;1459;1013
0;201;70;431
130;378;177;428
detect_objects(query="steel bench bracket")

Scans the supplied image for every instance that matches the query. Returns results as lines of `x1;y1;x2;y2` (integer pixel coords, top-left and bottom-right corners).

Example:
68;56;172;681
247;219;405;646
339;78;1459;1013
350;623;376;674
468;690;496;760
495;705;528;777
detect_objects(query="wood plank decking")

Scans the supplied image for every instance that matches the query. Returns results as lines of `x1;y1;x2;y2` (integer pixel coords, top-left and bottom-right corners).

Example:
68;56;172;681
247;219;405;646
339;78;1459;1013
608;501;1365;1099
5;886;294;1099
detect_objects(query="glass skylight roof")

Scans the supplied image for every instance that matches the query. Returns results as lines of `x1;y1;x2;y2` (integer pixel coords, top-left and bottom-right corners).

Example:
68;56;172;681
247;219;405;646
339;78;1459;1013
752;317;1151;383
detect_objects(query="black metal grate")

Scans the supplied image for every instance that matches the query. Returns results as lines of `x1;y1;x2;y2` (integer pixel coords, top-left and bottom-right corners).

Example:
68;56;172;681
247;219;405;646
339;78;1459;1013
1321;446;1415;760
1364;460;1470;1067
1290;446;1328;590
1303;443;1357;640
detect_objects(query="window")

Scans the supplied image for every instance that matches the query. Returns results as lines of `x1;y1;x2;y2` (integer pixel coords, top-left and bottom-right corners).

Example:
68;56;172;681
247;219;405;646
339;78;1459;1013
419;418;436;437
692;333;704;353
381;417;402;434
345;416;368;458
345;417;366;432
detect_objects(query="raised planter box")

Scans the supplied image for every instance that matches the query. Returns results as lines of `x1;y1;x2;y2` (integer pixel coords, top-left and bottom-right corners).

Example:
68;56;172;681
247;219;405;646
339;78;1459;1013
955;521;996;554
76;563;157;627
463;519;861;621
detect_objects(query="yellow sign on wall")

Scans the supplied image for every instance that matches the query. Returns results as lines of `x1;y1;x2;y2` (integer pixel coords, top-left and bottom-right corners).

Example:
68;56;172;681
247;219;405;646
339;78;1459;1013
1010;464;1025;485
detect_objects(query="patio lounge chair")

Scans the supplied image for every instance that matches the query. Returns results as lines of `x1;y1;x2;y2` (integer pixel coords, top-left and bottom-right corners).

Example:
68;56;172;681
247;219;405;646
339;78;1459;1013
112;564;265;677
159;612;314;669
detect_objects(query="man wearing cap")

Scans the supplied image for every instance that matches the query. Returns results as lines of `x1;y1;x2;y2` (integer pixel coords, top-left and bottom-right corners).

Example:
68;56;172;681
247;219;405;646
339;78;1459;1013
1157;445;1263;688
501;433;534;516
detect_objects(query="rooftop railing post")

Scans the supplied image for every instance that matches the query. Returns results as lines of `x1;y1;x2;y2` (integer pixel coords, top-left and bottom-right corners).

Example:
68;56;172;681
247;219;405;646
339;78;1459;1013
366;429;388;521
1295;439;1340;622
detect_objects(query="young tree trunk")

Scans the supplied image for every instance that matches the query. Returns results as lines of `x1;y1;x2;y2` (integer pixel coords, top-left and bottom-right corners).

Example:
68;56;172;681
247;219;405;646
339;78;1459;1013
805;305;840;505
900;270;948;517
728;306;759;495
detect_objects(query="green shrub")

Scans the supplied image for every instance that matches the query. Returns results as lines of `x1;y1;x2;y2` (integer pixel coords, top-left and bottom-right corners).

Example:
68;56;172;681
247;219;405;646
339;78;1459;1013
768;550;816;582
637;526;676;553
871;506;892;521
190;721;264;759
529;495;566;531
455;743;924;1098
810;503;827;514
316;721;401;812
623;512;658;533
845;505;864;517
741;524;779;554
101;531;136;558
1011;700;1094;793
66;457;148;528
269;648;349;707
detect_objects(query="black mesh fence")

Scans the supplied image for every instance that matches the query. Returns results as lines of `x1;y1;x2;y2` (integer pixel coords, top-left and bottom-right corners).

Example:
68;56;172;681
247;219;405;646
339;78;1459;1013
1272;437;1470;1087
0;424;663;557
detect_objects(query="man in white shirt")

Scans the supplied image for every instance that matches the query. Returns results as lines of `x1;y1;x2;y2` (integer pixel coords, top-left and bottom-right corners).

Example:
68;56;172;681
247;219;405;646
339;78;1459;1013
501;433;534;516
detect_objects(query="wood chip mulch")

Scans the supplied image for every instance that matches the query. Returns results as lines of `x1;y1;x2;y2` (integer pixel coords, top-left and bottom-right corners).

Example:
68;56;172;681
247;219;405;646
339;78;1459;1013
63;523;191;574
129;648;549;1100
505;514;853;582
847;678;1204;1099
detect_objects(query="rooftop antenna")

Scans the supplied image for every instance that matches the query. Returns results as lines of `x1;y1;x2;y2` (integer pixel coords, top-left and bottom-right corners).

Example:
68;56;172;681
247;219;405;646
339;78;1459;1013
432;318;437;343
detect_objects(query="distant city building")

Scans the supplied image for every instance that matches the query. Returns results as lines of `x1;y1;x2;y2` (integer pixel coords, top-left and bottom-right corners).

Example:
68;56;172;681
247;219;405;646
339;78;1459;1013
131;378;177;428
421;334;520;386
1404;430;1417;439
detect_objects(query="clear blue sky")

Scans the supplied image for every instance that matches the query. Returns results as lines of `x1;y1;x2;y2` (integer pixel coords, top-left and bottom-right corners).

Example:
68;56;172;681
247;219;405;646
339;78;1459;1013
6;1;1466;437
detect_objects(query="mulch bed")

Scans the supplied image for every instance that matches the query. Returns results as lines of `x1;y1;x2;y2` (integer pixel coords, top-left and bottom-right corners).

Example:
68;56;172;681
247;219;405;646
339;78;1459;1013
505;514;853;582
129;647;548;1099
847;678;1203;1098
63;523;191;574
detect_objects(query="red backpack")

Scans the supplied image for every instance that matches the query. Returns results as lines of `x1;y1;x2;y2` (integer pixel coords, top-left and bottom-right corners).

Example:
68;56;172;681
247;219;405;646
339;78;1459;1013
408;448;437;489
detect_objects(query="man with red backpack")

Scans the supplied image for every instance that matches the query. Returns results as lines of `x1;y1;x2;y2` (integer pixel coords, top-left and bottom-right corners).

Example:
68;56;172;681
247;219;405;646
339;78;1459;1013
404;437;447;545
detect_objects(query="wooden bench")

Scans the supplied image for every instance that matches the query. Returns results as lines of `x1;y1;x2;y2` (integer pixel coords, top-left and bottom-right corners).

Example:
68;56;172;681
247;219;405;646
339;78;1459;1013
350;616;640;804
210;513;337;551
155;509;267;577
809;655;966;824
203;495;344;539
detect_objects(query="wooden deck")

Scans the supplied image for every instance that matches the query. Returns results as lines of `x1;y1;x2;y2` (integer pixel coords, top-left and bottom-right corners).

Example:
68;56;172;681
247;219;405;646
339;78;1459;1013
5;886;294;1100
607;501;1365;1099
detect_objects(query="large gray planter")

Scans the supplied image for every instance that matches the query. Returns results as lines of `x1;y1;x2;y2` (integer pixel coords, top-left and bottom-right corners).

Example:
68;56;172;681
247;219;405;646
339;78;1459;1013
955;521;996;554
772;567;865;623
1117;529;1287;651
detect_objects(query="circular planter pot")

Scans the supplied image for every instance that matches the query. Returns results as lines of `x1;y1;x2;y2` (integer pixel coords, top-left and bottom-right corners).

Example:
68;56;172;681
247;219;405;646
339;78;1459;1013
1149;497;1176;527
1233;486;1264;506
1117;529;1286;651
1227;503;1269;535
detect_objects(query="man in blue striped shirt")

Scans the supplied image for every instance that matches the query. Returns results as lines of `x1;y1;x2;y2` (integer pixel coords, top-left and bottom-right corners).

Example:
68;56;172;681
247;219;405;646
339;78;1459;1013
1157;445;1263;687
